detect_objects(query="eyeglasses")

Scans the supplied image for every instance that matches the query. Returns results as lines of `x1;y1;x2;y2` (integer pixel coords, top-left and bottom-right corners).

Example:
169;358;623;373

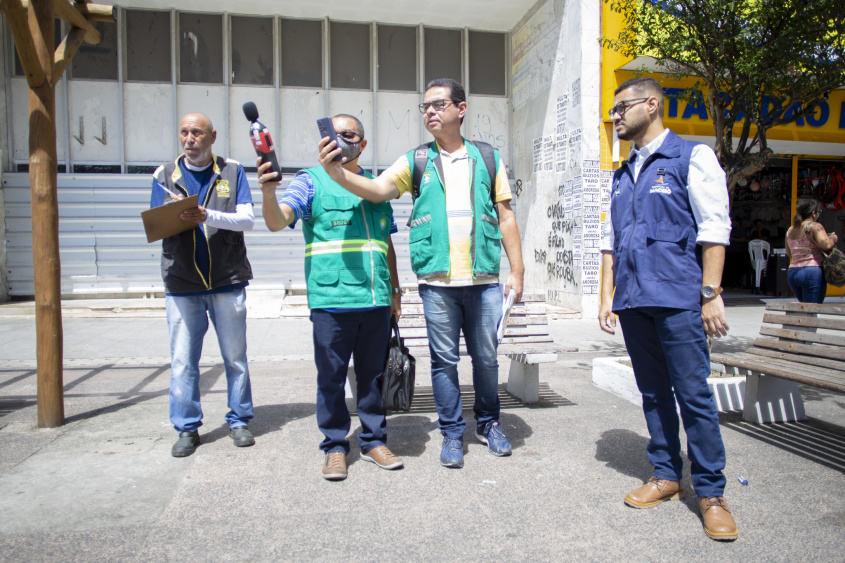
336;130;362;143
608;97;650;118
418;99;454;113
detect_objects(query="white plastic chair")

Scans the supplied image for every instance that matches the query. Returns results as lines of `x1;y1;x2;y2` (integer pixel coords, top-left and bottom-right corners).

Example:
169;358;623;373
748;240;771;289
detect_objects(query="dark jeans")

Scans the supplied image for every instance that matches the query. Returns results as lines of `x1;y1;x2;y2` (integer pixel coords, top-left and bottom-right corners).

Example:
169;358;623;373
311;307;391;454
787;265;827;303
617;307;727;498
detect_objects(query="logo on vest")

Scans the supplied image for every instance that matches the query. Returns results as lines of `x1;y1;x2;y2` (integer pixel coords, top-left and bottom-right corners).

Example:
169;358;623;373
655;168;667;184
215;179;230;198
331;219;352;228
650;185;672;195
379;216;388;236
422;172;431;185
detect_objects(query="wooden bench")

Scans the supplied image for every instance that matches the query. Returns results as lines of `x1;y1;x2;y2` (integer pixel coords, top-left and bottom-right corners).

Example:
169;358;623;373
710;302;845;424
345;292;562;411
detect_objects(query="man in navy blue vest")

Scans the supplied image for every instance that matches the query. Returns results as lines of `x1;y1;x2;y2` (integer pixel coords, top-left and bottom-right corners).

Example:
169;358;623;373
598;77;738;541
151;113;256;458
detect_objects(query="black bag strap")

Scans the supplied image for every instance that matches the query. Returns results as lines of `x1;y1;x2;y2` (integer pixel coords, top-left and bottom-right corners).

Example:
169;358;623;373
411;143;433;202
407;140;498;227
410;140;498;203
390;315;402;346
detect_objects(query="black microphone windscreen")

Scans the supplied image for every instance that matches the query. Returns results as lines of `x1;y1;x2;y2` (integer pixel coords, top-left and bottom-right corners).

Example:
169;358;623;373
242;102;259;122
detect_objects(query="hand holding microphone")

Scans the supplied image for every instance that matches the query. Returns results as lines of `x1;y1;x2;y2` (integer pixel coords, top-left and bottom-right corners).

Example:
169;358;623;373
243;102;281;186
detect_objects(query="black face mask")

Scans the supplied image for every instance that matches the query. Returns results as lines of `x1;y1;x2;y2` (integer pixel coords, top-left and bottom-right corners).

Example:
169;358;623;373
337;136;362;161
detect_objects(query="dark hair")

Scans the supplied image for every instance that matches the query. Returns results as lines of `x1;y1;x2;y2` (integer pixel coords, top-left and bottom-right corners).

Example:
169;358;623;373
425;78;466;124
332;114;365;139
793;199;822;229
614;76;664;113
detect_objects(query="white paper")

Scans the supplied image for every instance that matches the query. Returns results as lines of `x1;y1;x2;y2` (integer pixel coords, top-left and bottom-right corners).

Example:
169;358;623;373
497;285;517;343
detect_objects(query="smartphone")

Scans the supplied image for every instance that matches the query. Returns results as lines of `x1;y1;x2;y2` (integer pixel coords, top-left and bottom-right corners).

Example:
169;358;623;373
317;117;343;161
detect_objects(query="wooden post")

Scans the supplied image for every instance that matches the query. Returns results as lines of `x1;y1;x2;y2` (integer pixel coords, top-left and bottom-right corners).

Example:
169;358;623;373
0;0;113;427
28;0;64;427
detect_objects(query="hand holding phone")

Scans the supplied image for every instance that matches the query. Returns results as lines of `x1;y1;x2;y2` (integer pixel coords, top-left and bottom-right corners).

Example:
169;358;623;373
317;117;343;162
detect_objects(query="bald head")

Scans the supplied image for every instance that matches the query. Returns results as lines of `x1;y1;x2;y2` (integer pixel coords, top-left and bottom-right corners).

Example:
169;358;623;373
179;113;216;167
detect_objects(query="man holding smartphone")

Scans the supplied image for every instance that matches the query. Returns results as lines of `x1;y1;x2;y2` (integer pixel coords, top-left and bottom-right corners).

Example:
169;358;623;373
259;114;403;481
317;79;525;469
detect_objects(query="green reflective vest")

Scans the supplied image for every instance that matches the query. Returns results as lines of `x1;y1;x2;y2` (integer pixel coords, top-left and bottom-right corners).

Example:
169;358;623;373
406;140;503;279
301;166;394;309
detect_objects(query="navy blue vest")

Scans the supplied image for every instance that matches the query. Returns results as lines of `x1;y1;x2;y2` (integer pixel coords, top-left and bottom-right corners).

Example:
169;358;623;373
610;131;703;312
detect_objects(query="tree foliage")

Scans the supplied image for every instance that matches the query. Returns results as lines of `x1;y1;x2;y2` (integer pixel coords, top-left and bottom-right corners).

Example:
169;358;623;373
603;0;845;190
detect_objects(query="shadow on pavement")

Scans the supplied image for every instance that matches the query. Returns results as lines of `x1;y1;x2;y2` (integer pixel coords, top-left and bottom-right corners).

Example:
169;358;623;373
722;417;845;475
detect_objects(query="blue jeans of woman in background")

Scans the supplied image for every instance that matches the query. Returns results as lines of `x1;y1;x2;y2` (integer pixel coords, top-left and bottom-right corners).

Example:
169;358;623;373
787;266;827;303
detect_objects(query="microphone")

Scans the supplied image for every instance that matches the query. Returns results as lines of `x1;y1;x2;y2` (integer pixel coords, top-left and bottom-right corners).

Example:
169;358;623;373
243;102;281;180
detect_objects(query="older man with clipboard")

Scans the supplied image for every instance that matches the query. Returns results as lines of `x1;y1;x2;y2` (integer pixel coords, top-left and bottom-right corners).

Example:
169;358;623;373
149;113;257;458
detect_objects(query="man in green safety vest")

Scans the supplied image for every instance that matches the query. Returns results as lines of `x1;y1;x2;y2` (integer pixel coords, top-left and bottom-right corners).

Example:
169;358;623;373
317;79;525;469
260;114;404;481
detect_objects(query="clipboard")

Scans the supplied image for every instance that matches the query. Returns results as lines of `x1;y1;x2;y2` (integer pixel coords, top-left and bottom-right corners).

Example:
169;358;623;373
141;195;200;243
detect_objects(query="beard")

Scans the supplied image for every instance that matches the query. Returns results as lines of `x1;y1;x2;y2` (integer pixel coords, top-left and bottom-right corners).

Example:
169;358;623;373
616;110;649;142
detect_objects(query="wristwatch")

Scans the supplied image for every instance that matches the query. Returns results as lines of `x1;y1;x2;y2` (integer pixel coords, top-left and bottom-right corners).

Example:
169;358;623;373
700;285;723;299
392;287;402;295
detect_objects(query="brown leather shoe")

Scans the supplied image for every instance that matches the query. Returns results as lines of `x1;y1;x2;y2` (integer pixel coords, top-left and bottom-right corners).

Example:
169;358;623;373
699;496;738;541
624;476;684;508
322;452;347;481
361;445;404;470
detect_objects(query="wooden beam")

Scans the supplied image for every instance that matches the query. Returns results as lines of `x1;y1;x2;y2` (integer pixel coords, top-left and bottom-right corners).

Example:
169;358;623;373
73;1;115;22
52;0;100;44
52;25;86;83
2;0;48;87
18;0;115;22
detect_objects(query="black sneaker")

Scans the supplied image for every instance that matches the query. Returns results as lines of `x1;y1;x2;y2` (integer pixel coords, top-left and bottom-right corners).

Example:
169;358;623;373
230;426;255;447
171;430;200;457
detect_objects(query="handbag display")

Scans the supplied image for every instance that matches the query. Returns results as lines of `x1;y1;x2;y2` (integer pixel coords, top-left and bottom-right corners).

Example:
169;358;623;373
380;317;416;412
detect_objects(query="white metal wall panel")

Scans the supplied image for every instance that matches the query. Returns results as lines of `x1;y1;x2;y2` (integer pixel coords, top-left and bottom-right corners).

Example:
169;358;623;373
11;77;69;163
228;86;277;166
1;172;425;296
67;81;123;163
123;83;177;164
279;88;327;169
375;92;421;168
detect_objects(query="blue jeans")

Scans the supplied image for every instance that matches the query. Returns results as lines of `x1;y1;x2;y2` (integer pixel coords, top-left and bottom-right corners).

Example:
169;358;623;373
787;266;826;303
617;307;727;498
311;307;391;454
419;283;502;440
166;288;254;432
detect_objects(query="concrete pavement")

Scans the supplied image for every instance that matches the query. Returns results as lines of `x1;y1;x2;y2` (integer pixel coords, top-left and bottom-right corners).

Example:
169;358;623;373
0;293;843;561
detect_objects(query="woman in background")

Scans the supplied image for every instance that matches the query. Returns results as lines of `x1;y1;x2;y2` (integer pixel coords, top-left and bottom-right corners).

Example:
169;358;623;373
785;199;838;303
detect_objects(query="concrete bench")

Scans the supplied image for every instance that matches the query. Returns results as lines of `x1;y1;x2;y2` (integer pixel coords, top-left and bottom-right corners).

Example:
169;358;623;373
345;292;560;411
710;302;845;423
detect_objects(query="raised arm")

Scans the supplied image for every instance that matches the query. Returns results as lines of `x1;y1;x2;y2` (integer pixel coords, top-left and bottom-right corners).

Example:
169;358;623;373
257;159;296;231
318;137;400;202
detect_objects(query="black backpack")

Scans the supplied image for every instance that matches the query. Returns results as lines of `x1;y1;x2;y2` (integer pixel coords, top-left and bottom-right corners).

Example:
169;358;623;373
381;317;416;412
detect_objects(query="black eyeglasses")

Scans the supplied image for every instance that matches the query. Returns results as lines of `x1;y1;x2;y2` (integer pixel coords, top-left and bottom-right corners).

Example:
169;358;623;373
418;99;454;113
608;97;650;118
336;130;362;143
